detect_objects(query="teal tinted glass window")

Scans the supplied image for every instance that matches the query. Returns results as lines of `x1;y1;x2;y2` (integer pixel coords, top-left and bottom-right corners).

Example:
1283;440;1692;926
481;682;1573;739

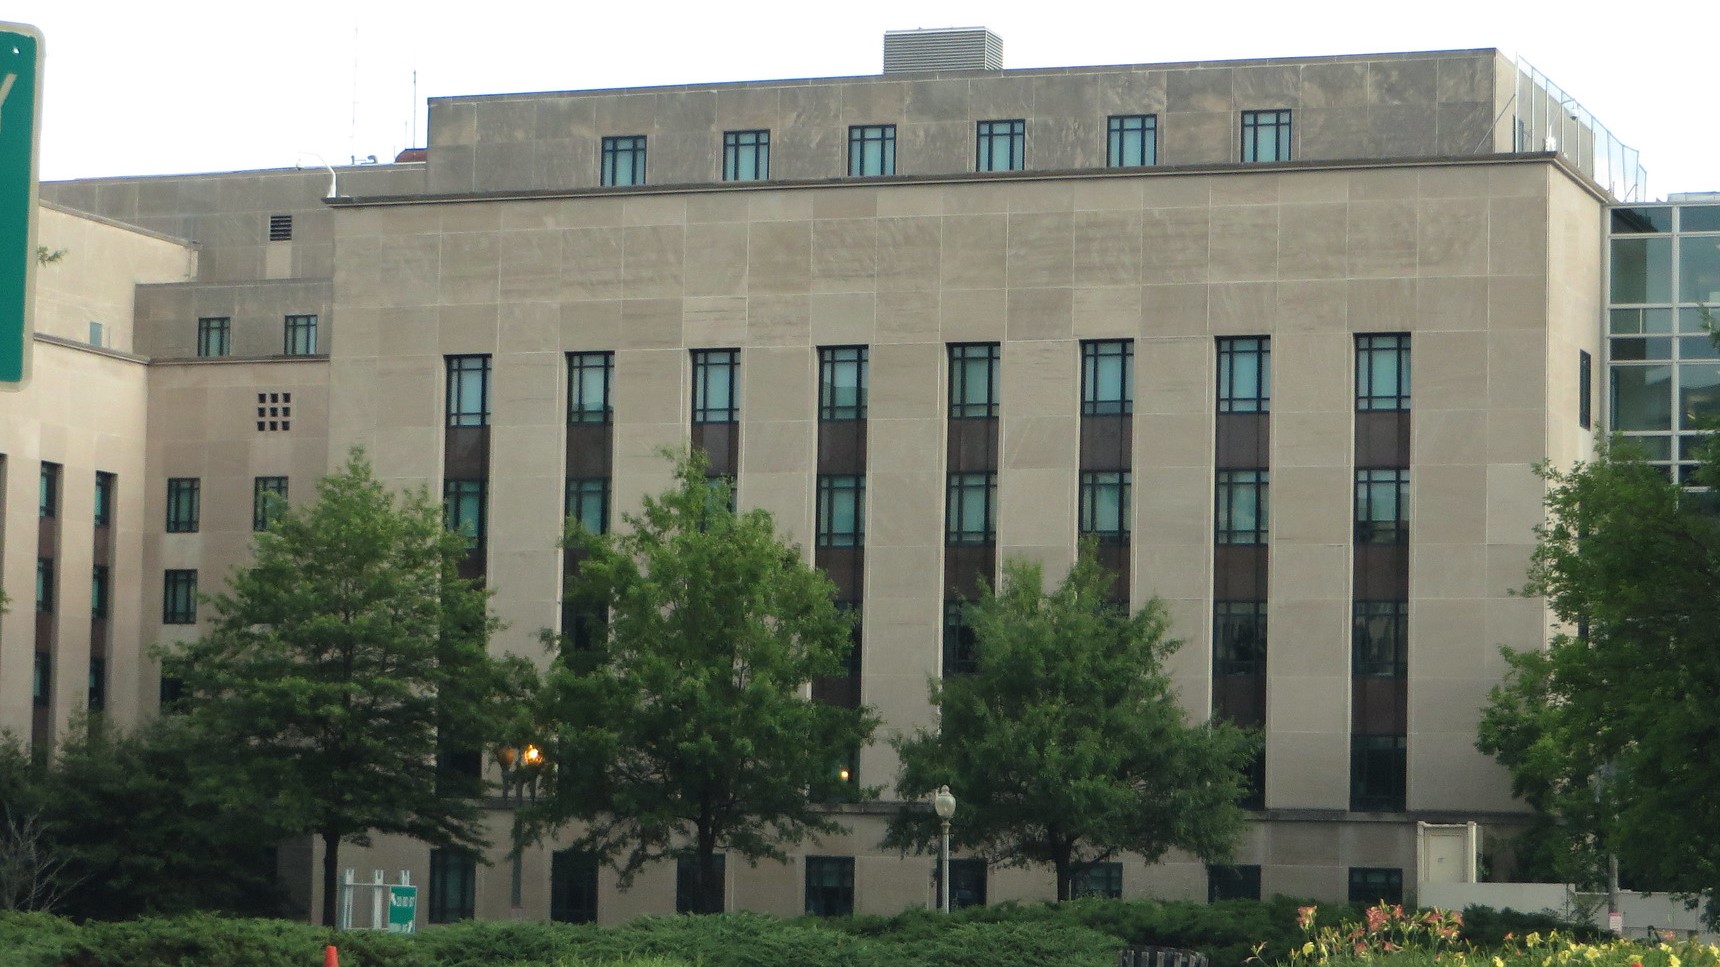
1679;236;1720;303
1611;237;1673;303
1611;366;1673;430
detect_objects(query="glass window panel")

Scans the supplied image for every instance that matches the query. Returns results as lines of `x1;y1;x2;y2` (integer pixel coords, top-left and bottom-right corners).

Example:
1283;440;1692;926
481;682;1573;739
1678;363;1720;429
1610;308;1644;334
1617;435;1672;461
1679;308;1715;334
1610;365;1673;431
1679;236;1720;304
566;479;610;535
1107;115;1157;167
819;347;867;420
1681;434;1711;462
1645;308;1675;333
1612;207;1673;233
568;352;614;424
1213;601;1266;674
1681;206;1720;233
1681;336;1720;360
1611;237;1673;303
848;125;896;177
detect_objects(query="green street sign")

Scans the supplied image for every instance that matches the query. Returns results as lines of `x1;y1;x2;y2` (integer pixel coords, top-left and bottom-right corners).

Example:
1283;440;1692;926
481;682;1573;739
0;22;41;389
385;884;417;933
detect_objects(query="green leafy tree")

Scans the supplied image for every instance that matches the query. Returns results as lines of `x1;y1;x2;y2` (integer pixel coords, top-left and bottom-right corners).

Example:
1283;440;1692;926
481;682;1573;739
889;548;1256;901
160;449;523;925
0;718;290;918
528;452;879;914
1478;438;1720;910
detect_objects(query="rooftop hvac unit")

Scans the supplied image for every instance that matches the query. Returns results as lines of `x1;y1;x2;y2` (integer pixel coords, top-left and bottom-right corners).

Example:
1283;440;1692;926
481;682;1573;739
883;28;1002;73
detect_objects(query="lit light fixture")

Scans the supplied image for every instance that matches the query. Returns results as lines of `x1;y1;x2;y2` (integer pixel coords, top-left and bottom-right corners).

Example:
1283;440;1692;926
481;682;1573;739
522;744;544;767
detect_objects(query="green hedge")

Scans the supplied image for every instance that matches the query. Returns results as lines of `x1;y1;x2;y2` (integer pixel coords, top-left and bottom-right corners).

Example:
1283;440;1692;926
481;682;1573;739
0;899;1595;967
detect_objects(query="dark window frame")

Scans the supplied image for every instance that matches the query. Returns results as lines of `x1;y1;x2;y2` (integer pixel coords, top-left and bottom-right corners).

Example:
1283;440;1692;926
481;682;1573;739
1354;468;1410;545
549;849;599;924
36;557;53;613
566;477;610;535
568;351;614;425
1071;862;1123;899
848;124;897;177
446;355;492;428
943;599;978;677
253;476;288;532
444;479;487;548
945;472;997;545
1107;114;1158;168
428;848;477;923
1241;109;1293;163
819;346;868;421
601;135;647;187
163;569;198;624
1081;339;1134;416
691;349;741;424
1347;866;1404;905
197;316;231;357
1213;601;1267;676
1580;349;1593;429
1350;736;1407;812
948;343;1000;419
804;855;856;917
675;853;727;914
1353;600;1409;677
1079;470;1131;542
283;314;318;355
1356;334;1411;411
1208;864;1263;902
817;474;866;548
1217;336;1272;413
1215;469;1269;544
39;463;58;518
976;119;1026;172
93;472;115;527
91;564;110;619
165;477;201;533
722;129;770;182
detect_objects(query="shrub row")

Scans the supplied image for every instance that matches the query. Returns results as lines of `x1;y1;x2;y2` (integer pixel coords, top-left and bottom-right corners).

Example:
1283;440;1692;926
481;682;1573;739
0;899;1595;967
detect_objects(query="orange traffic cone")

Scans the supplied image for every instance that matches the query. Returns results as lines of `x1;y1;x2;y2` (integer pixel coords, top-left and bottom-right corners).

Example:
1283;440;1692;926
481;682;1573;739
324;945;339;967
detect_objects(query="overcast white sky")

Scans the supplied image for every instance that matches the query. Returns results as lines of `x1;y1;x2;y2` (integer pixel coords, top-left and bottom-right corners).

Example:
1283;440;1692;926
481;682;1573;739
9;0;1712;200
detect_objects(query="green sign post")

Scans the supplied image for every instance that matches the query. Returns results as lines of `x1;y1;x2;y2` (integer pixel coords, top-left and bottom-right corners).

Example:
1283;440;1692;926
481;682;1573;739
385;885;418;933
0;22;41;389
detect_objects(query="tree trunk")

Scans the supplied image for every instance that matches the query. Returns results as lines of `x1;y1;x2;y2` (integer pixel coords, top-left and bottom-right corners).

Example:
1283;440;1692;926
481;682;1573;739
695;826;721;914
320;829;340;927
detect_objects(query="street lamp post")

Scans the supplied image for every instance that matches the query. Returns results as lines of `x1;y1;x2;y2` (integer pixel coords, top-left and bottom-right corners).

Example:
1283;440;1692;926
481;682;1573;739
933;785;956;914
495;743;547;910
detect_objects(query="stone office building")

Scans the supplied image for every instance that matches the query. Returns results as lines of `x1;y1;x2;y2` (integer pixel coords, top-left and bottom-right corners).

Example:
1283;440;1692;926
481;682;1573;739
5;31;1647;924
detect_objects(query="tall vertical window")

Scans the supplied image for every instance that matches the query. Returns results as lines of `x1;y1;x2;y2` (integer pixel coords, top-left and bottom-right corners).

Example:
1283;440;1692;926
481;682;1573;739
446;355;492;427
428;848;477;923
817;475;866;548
93;472;115;527
601;135;647;187
550;850;599;924
976;119;1026;172
848;125;896;177
566;478;610;535
943;600;978;677
722;130;770;182
804;856;856;917
39;463;58;518
1354;469;1410;544
1350;736;1407;812
163;569;198;624
1353;601;1409;676
165;477;201;533
1213;601;1267;675
36;558;53;613
1217;337;1272;413
948;344;1001;418
675;854;726;914
33;652;49;706
1079;471;1130;541
948;859;988;910
92;565;111;619
283;314;318;355
253;476;288;531
1107;114;1158;167
1579;349;1593;429
946;472;997;544
1241;109;1292;162
1215;470;1269;544
691;349;740;423
568;351;614;424
819;346;868;420
197;317;231;357
444;480;487;547
1081;340;1134;415
1356;334;1411;410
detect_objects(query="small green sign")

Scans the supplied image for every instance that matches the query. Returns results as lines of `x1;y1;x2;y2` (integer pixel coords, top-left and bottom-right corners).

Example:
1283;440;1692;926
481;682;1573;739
0;22;41;389
386;885;417;933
